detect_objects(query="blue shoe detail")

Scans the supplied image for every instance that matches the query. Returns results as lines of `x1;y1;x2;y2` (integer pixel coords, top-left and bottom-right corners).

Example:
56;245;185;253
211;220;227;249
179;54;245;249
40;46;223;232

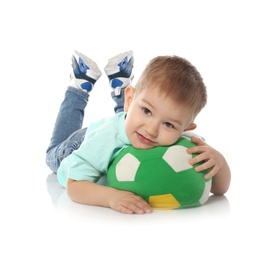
108;56;134;84
74;67;81;76
118;57;128;71
78;58;90;73
72;55;97;85
111;78;124;88
80;82;92;92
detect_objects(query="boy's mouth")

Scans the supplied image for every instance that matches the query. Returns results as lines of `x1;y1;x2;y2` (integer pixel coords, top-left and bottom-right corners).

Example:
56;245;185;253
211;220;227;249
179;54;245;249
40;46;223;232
136;132;156;146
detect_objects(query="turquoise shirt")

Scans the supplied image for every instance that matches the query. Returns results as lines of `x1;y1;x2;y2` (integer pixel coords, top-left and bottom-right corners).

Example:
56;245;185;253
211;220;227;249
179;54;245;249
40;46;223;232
57;112;131;187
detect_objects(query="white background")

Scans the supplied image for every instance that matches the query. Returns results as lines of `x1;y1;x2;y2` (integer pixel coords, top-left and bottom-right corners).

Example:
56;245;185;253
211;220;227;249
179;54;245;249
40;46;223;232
1;0;279;259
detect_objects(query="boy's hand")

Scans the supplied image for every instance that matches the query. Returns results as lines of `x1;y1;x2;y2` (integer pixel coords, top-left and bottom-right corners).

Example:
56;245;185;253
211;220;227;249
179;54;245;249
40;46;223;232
187;136;224;179
108;189;153;214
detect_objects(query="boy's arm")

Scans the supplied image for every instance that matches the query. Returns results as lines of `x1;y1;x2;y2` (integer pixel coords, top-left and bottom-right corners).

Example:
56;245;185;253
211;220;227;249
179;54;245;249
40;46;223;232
209;156;231;195
66;179;152;214
187;136;231;196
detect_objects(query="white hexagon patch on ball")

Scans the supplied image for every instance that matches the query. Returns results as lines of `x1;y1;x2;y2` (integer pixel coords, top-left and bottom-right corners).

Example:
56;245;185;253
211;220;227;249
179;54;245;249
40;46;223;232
115;153;140;181
162;145;193;172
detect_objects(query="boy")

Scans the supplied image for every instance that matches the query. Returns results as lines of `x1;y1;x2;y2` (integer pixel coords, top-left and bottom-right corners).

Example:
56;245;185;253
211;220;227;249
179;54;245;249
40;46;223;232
46;50;231;214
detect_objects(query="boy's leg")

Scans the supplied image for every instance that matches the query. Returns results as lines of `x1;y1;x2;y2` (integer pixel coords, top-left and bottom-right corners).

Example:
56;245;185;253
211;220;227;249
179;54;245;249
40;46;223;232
46;51;101;173
104;51;134;113
46;87;88;155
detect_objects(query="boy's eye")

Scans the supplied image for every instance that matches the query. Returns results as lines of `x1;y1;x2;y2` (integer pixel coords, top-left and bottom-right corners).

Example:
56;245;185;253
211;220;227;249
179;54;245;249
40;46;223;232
164;122;175;129
142;107;152;115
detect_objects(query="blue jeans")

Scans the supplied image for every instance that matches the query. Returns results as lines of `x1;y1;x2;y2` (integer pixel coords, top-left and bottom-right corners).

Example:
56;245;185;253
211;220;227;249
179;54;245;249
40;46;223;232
46;86;125;173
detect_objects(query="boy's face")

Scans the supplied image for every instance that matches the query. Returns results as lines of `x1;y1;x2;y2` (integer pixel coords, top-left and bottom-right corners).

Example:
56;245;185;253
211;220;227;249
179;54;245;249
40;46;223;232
124;86;196;149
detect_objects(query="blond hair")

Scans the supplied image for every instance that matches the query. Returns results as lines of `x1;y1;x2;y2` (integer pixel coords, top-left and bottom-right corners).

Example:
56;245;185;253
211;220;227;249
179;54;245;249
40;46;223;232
134;55;207;118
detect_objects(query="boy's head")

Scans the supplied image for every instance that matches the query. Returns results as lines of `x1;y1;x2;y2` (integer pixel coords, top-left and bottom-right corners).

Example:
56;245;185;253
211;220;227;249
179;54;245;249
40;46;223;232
134;55;207;118
124;55;207;149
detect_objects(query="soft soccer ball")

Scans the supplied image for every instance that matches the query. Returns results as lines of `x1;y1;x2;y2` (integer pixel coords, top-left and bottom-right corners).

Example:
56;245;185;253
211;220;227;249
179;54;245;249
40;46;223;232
107;136;212;209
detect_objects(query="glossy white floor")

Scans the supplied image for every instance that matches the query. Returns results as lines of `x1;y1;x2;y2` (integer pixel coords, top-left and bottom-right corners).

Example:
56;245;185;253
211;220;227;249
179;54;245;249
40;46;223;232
1;1;280;259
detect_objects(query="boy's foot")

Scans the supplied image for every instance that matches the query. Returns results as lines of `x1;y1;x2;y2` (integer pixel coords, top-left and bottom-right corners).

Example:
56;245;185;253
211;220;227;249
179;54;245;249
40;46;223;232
104;51;134;95
70;51;102;92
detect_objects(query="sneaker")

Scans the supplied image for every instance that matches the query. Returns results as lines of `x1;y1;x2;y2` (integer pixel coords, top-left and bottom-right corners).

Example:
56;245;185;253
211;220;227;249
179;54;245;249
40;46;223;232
104;51;134;95
70;50;102;92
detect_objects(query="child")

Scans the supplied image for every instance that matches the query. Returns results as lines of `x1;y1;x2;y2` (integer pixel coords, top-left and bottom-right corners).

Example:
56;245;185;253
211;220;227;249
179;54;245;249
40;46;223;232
46;50;231;214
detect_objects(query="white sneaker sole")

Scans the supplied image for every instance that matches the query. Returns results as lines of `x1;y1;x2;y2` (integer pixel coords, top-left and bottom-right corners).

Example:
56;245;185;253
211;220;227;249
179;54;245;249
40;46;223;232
104;50;133;75
73;50;102;80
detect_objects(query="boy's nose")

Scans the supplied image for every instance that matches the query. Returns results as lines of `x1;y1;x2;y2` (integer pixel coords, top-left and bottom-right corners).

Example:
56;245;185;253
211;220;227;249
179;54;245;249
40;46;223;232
145;122;159;137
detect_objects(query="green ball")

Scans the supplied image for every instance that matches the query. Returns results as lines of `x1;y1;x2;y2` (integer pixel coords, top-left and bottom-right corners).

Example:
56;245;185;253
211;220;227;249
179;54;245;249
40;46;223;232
107;136;212;209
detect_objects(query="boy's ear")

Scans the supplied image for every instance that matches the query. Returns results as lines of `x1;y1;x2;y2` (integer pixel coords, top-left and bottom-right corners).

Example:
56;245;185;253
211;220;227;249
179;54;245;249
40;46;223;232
124;86;135;112
184;123;197;132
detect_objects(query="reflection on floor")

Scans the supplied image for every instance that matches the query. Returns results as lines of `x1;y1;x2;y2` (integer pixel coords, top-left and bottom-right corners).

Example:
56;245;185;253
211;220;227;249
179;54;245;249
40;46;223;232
46;172;231;223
